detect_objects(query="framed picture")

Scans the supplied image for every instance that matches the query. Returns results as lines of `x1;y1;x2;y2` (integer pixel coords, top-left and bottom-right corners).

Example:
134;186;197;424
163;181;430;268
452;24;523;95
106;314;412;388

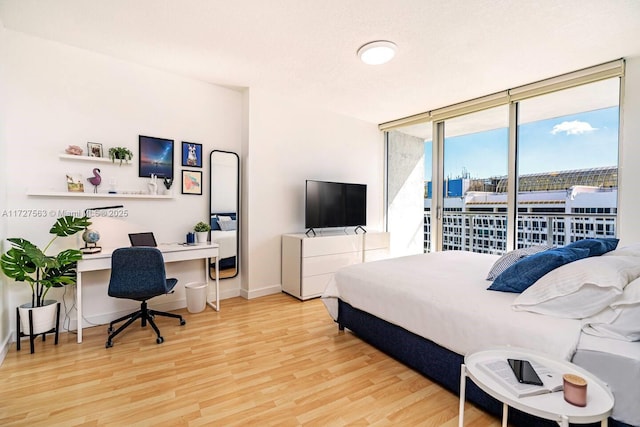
66;174;85;192
139;135;174;179
182;142;203;168
87;142;103;158
182;170;202;195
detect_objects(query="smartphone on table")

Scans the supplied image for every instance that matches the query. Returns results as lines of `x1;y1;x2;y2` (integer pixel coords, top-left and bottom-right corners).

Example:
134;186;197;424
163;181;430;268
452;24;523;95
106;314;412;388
507;358;543;386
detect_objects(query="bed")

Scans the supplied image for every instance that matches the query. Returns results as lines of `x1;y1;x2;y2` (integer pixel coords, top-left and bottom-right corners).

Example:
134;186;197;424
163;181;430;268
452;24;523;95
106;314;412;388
210;213;237;271
322;245;640;427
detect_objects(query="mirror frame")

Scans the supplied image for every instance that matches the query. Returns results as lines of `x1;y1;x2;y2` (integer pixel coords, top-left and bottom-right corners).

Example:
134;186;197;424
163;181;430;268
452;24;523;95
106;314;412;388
209;150;240;280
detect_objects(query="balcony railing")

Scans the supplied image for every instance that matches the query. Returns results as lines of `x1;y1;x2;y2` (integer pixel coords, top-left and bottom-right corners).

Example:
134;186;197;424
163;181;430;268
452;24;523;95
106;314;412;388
423;211;616;254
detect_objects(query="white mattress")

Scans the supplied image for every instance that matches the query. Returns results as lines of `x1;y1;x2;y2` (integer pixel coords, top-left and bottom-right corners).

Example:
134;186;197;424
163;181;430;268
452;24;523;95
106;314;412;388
574;334;640;426
322;251;584;361
210;230;236;259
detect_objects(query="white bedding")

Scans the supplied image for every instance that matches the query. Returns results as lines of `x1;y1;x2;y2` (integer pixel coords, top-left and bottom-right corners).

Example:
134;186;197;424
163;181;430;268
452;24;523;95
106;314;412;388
574;334;640;426
210;230;236;259
322;251;583;361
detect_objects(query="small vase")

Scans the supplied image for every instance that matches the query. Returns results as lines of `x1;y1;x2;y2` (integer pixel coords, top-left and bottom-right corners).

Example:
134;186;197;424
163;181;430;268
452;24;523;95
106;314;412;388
18;300;58;335
195;231;208;244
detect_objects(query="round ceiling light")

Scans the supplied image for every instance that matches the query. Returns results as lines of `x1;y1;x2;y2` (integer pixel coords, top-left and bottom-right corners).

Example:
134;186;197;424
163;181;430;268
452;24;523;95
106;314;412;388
357;40;397;65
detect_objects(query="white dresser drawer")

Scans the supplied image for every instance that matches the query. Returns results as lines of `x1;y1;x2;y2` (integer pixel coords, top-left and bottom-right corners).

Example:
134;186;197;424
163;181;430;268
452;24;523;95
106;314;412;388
303;252;362;276
302;273;334;298
302;234;362;257
364;232;390;251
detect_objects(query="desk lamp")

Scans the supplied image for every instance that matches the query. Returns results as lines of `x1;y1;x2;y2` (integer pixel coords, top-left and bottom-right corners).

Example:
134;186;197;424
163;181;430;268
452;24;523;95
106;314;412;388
81;205;124;254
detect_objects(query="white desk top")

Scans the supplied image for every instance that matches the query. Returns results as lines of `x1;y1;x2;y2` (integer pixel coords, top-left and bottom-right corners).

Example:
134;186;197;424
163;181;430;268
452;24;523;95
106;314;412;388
78;243;219;272
81;243;219;259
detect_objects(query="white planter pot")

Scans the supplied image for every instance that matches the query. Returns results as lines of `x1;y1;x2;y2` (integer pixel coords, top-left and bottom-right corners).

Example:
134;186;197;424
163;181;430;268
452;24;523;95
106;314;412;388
18;300;58;335
196;231;209;243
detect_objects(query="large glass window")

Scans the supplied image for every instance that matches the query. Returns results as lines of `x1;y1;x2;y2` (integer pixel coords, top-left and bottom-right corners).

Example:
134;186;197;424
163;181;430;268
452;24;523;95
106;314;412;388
440;106;509;254
385;62;622;256
516;78;619;248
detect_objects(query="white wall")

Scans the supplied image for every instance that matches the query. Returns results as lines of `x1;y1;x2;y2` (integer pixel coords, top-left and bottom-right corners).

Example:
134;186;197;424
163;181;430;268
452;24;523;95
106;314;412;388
387;130;425;255
0;17;10;363
243;88;383;298
2;30;243;336
619;57;640;245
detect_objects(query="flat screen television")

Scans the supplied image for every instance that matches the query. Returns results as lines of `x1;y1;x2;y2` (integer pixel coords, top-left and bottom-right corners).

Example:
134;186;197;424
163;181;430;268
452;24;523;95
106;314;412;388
305;180;367;230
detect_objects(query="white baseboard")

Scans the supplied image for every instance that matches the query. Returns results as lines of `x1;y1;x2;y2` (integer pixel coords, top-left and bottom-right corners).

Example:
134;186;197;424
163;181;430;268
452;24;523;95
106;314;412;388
68;290;243;331
240;284;282;300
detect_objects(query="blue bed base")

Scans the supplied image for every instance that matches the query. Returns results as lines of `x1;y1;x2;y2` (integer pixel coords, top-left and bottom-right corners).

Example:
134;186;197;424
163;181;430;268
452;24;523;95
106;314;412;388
337;299;630;427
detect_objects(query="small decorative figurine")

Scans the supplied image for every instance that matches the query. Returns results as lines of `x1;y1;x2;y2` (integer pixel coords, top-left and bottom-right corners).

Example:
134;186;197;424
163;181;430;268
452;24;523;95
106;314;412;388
148;174;158;195
65;145;83;155
87;168;101;193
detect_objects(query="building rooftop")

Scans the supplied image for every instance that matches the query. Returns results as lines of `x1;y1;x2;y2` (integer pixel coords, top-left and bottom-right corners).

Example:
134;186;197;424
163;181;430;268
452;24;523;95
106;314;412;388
494;166;617;192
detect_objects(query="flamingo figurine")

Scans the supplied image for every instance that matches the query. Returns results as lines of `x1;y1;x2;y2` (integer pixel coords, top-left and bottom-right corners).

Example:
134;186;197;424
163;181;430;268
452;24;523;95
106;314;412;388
87;168;101;193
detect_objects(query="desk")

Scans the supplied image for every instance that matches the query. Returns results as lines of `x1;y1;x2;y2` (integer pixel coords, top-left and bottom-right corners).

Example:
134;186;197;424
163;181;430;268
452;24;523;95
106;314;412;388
76;243;219;343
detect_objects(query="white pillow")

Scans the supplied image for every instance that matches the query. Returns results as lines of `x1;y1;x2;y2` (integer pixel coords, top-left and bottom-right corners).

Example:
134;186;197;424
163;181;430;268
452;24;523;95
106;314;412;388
219;219;237;231
486;245;552;280
512;256;640;319
217;215;232;222
604;242;640;257
582;277;640;341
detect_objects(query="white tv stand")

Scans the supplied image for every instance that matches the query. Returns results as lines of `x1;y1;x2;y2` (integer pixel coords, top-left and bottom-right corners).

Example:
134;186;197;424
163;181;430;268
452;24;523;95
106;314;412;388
281;231;390;300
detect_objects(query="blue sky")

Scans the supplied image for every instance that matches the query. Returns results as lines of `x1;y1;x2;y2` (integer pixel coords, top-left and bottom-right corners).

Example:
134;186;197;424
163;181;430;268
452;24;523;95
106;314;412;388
424;106;619;179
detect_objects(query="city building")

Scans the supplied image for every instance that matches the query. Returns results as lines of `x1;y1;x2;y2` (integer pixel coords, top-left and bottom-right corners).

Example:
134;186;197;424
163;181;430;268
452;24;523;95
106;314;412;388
424;166;618;253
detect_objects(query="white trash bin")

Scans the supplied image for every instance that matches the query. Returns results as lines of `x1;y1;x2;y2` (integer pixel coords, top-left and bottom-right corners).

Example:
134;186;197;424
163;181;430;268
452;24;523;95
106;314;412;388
184;282;207;313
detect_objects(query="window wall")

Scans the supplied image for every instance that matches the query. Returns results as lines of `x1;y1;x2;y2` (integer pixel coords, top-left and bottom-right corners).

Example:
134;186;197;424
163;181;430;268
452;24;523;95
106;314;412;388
440;106;509;253
384;61;622;254
516;78;620;248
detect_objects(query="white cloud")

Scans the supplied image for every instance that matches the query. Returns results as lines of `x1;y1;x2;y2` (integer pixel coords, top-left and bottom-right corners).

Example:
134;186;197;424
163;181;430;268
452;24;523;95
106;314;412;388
550;120;598;135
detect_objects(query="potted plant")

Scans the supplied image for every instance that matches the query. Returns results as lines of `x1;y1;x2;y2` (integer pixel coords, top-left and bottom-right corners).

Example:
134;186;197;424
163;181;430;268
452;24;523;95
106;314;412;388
1;216;91;336
193;221;211;244
108;147;133;165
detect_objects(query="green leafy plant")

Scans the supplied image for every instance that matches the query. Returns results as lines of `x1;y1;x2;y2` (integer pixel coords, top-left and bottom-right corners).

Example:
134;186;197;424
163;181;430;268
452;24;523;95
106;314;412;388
108;147;133;165
1;216;91;307
193;221;211;232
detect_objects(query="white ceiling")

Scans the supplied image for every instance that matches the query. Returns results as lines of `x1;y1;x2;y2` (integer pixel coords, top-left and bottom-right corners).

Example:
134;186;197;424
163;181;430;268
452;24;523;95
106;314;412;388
1;0;639;125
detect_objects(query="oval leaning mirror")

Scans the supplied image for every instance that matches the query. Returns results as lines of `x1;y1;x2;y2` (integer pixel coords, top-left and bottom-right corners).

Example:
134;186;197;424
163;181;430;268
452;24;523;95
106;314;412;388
209;150;240;279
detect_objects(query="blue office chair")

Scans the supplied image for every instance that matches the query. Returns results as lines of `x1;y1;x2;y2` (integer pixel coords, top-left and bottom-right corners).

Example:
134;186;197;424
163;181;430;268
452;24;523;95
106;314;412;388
105;247;186;348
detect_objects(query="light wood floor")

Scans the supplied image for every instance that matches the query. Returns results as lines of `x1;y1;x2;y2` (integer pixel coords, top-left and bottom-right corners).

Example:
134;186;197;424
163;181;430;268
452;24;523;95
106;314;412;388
0;293;501;426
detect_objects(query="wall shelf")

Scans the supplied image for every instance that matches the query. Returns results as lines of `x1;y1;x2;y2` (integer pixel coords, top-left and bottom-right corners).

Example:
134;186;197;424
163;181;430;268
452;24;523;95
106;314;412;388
27;191;172;199
58;154;131;165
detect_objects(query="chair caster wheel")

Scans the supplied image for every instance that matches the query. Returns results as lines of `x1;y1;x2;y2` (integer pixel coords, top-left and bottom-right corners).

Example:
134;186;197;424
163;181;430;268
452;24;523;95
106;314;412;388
106;341;113;348
156;337;164;344
180;319;186;326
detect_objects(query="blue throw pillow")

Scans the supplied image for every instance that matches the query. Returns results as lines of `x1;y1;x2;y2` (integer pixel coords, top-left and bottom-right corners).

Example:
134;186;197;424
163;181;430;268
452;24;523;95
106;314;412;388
488;247;590;293
565;238;619;257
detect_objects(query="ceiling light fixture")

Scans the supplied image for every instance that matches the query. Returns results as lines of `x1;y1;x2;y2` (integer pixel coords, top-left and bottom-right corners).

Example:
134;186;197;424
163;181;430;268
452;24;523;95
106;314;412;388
357;40;397;65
